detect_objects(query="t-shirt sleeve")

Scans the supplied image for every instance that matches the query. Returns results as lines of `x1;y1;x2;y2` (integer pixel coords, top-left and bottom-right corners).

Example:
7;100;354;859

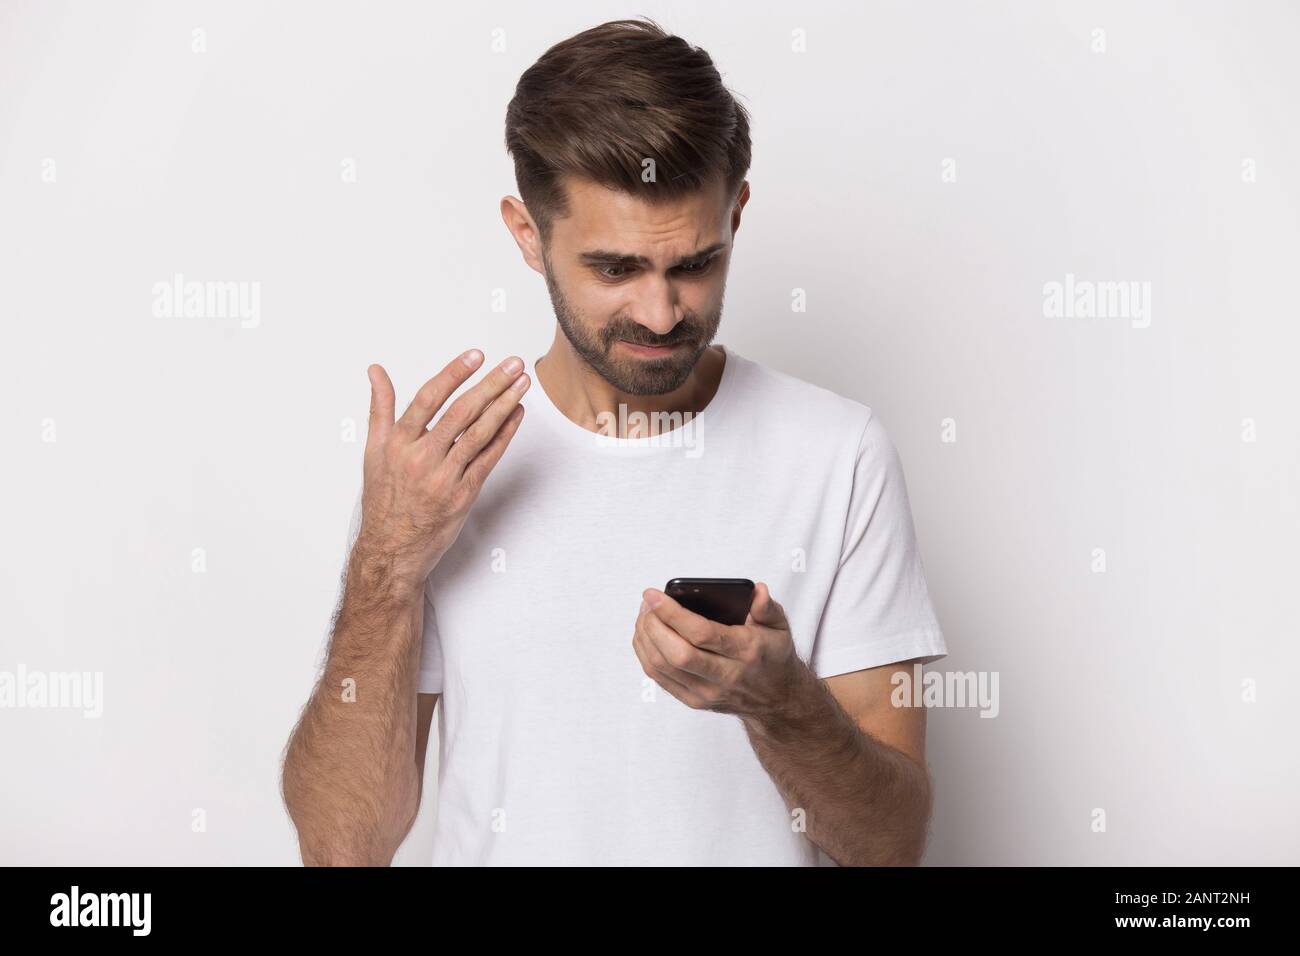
807;412;948;678
416;589;445;694
342;486;445;695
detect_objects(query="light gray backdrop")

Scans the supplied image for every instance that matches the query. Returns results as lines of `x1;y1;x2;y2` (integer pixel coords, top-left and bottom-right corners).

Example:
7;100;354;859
2;0;1296;865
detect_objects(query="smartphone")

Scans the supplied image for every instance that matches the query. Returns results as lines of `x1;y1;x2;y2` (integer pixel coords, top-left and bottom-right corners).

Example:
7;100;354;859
663;578;755;625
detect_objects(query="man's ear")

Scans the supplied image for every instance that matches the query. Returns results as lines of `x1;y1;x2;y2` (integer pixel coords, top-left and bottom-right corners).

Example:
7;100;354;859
500;196;545;275
730;180;750;237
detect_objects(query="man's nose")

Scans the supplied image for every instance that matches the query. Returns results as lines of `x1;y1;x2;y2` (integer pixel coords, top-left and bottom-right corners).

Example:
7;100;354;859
634;281;681;337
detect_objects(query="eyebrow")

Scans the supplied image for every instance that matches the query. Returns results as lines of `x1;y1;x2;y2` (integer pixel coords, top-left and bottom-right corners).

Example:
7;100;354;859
578;242;727;269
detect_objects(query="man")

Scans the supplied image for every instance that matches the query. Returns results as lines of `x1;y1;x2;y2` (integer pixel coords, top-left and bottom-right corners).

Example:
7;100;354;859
281;17;947;866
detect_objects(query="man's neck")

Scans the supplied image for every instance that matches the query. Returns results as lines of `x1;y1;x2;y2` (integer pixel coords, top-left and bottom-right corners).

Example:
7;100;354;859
534;334;726;438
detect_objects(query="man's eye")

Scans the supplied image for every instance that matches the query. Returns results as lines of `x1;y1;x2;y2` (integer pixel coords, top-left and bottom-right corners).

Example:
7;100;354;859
596;259;713;280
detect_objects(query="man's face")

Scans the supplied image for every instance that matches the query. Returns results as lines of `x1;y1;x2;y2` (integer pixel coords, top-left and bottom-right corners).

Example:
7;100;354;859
536;175;740;396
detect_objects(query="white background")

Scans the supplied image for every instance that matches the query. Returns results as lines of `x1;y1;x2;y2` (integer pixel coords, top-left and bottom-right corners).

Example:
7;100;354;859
1;0;1296;865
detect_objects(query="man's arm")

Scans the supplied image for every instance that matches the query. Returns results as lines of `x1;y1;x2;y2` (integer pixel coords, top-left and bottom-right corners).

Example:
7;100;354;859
633;584;936;866
281;350;529;866
281;555;425;866
283;602;440;868
741;657;932;867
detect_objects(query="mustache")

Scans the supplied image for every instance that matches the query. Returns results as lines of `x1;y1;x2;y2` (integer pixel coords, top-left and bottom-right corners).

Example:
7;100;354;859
606;325;698;348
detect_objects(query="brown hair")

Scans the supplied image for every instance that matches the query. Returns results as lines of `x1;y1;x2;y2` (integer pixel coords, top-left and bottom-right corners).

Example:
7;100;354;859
505;17;751;245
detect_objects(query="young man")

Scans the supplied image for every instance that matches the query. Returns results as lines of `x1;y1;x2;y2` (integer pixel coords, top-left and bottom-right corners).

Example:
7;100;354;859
282;18;947;866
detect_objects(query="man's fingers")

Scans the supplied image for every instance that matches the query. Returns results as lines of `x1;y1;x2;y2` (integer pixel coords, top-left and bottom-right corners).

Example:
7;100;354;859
639;608;725;683
366;364;396;449
460;402;525;487
635;619;718;697
426;356;525;457
632;630;708;708
394;349;486;439
448;371;530;471
642;589;718;649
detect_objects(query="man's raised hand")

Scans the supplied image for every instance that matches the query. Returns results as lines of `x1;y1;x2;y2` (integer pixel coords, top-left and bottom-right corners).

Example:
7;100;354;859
354;349;529;590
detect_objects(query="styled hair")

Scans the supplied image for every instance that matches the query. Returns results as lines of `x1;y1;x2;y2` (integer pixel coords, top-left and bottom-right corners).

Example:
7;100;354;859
504;17;752;244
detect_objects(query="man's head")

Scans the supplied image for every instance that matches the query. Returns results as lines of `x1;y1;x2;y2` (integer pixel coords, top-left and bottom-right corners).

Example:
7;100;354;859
501;18;751;396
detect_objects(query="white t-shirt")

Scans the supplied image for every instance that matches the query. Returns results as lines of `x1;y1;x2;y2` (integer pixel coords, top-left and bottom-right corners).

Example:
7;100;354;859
343;344;947;865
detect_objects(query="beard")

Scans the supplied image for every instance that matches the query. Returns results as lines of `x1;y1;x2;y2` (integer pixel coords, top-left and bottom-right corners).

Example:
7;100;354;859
541;250;723;396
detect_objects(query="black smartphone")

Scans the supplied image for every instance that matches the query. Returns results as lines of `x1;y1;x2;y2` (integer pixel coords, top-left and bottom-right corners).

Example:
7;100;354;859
663;578;755;625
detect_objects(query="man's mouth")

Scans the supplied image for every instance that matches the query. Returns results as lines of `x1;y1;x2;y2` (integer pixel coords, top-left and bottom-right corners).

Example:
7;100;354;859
619;340;685;356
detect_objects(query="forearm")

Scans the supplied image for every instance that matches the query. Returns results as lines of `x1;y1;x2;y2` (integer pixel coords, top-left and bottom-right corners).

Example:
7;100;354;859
282;545;426;866
742;662;933;866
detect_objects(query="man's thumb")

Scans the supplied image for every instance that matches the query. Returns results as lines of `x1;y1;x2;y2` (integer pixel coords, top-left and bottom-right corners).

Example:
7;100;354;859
749;582;785;626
